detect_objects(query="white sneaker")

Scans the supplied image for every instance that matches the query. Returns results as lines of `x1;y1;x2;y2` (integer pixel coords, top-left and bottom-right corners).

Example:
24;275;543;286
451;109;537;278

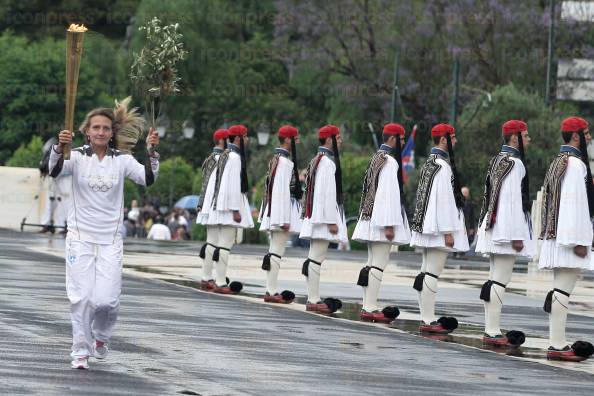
71;356;89;369
94;341;108;359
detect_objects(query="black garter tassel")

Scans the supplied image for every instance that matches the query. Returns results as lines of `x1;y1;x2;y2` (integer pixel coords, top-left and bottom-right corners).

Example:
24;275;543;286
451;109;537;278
357;266;370;287
413;272;425;292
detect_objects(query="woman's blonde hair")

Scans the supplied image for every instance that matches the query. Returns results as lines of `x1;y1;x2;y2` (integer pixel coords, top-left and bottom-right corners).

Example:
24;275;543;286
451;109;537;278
78;108;116;135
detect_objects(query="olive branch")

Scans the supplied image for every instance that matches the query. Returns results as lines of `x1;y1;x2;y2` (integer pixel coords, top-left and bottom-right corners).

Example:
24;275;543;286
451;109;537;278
130;17;187;129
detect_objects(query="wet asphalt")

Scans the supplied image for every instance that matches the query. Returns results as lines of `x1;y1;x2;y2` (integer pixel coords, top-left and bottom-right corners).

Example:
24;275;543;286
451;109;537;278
1;229;594;396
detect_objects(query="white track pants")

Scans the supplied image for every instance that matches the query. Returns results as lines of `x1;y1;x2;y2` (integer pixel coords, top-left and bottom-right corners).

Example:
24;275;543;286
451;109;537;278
265;230;290;295
65;235;123;359
418;248;448;325
362;242;391;312
549;267;581;349
484;254;515;336
305;239;329;303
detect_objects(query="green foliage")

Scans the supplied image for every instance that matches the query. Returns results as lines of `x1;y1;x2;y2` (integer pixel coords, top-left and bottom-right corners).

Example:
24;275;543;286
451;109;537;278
456;84;577;205
340;153;371;218
130;17;188;128
191;223;207;241
146;156;194;205
6;136;43;167
0;31;126;164
191;171;203;195
242;218;268;245
124;179;142;207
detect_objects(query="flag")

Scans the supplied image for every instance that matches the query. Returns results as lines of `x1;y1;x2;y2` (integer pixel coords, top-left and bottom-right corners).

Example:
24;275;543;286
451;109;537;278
402;124;417;183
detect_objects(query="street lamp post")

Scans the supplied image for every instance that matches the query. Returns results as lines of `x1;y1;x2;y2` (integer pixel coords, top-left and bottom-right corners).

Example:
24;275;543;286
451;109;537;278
256;122;271;146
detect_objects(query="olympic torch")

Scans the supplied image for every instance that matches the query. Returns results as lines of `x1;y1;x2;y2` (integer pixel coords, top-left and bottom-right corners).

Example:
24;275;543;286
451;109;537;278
64;24;87;159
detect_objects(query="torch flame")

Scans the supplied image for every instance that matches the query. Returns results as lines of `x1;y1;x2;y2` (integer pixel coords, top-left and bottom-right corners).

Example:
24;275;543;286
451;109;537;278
67;24;88;32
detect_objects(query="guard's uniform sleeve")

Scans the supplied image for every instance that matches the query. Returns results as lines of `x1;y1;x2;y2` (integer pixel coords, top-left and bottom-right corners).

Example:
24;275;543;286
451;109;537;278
219;153;243;211
311;157;339;224
371;158;404;227
269;158;292;225
556;157;593;247
422;161;464;234
491;160;529;242
49;145;75;177
124;152;160;187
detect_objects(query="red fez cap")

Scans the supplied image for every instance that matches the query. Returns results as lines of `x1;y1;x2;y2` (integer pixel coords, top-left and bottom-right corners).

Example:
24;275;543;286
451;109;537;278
318;124;340;139
228;124;248;136
502;120;527;136
431;123;455;137
383;123;405;135
278;125;298;139
213;129;228;141
561;117;589;132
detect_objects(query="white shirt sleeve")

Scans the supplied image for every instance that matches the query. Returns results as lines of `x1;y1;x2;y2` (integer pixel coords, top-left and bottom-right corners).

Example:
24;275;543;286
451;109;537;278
123;153;160;186
422;160;464;234
49;145;75;177
556;157;594;247
371;158;404;227
310;157;339;224
269;158;292;225
491;159;529;242
217;153;243;211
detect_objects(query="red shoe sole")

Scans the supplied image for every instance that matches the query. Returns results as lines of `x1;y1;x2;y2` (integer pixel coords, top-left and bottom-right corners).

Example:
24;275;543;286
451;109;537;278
547;352;587;362
419;325;452;334
483;337;510;347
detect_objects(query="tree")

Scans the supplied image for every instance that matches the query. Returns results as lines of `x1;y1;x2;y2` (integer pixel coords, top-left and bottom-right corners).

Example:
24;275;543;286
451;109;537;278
6;136;43;168
146;156;194;206
0;32;127;164
455;83;577;206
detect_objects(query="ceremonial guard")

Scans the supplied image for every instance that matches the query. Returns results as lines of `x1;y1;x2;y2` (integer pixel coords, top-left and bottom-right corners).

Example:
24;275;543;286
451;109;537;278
299;124;347;313
353;123;411;323
539;116;594;361
197;128;228;290
49;104;160;369
206;124;254;294
258;125;303;303
476;120;535;347
410;123;468;333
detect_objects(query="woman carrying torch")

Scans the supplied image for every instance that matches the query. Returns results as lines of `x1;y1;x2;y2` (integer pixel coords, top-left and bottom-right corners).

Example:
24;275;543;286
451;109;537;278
49;105;160;370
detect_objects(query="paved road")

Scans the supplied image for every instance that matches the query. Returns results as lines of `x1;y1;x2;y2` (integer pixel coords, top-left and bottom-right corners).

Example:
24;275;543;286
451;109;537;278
1;229;594;395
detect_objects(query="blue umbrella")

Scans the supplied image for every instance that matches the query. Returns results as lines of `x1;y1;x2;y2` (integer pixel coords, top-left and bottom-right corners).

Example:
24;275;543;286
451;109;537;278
174;195;200;211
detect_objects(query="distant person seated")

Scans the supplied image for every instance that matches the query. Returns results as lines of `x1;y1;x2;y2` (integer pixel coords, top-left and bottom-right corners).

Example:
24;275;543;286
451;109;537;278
147;217;171;240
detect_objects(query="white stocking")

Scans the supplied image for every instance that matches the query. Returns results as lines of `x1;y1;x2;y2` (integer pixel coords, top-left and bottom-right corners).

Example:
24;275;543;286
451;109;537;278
361;244;373;309
305;239;328;303
484;254;515;336
202;225;219;281
214;226;237;287
418;248;448;324
549;267;580;349
265;231;289;295
363;242;391;312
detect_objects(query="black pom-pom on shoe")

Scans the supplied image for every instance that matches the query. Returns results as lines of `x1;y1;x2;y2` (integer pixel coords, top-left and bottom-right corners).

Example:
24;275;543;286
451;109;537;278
323;297;342;313
505;330;526;347
572;341;594;358
229;281;243;293
280;290;295;302
437;316;458;331
382;306;400;319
